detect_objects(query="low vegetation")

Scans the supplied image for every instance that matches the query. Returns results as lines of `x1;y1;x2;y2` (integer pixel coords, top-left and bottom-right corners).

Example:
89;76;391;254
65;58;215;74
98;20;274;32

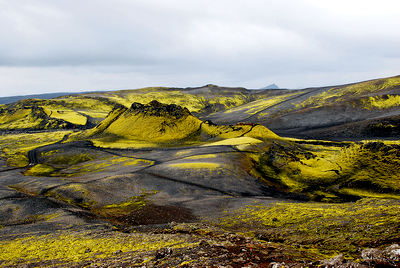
0;96;118;130
24;151;154;177
42;107;87;125
24;164;56;176
358;94;400;110
0;106;71;130
0;230;196;266
219;198;400;259
300;76;400;109
253;139;400;202
0;131;72;167
223;91;303;116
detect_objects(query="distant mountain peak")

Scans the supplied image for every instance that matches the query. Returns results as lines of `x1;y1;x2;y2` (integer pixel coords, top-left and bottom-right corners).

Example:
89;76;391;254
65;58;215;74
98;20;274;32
261;83;279;89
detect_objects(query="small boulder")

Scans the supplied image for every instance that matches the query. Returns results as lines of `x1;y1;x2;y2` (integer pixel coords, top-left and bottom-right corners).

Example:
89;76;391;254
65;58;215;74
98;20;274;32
269;262;288;268
199;240;210;248
319;254;345;267
155;247;172;259
361;248;382;262
361;248;392;266
384;244;400;261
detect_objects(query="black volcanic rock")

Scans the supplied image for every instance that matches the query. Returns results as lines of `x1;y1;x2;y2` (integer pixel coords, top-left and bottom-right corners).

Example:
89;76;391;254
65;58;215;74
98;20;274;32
126;100;191;120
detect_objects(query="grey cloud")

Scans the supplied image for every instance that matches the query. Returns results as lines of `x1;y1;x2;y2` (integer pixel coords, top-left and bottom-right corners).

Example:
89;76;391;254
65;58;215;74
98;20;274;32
0;0;399;96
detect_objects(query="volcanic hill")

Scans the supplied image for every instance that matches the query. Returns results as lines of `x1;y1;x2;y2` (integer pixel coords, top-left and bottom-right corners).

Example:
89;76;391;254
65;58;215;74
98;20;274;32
83;100;279;147
86;100;201;143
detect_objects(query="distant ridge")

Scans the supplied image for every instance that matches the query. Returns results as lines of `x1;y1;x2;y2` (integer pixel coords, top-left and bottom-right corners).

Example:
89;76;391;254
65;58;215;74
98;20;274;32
0;91;101;105
2;74;400;140
260;83;279;90
0;93;73;105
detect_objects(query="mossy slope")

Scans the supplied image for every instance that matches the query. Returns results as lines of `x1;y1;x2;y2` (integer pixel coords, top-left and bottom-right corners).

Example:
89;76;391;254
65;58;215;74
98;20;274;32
0;96;118;130
0;230;194;266
219;198;400;259
204;75;400;139
200;122;280;141
0;105;73;130
254;139;400;202
105;101;202;142
0;131;73;167
83;101;280;148
85;101;203;145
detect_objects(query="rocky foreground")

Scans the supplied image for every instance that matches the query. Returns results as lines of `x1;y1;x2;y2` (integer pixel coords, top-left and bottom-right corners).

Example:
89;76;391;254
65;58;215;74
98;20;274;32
2;222;400;267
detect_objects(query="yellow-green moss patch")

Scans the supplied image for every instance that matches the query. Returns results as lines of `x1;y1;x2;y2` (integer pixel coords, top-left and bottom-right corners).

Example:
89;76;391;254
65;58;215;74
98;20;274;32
102;111;202;143
95;190;160;220
52;153;93;166
43;108;87;125
184;154;217;160
300;76;400;108
0;131;72;167
0;231;194;266
175;150;193;157
56;155;154;176
223;92;302;115
202;137;263;147
219;198;400;258
359;95;400;110
24;164;56;177
254;140;400;202
169;162;221;170
44;184;95;208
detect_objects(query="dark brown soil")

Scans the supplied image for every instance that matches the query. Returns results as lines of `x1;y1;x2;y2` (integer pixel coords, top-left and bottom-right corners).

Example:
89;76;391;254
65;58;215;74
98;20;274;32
105;204;197;226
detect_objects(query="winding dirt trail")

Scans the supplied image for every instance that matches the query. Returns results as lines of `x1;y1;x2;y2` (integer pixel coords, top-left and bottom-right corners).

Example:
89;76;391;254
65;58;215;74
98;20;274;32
27;132;91;166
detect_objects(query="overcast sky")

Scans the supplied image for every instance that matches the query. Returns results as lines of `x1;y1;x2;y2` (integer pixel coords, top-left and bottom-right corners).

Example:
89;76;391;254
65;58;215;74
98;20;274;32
0;0;399;97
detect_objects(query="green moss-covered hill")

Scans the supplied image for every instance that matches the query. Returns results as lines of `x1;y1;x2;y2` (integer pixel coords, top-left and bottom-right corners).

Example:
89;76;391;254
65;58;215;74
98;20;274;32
84;101;203;145
79;100;279;147
0;104;73;130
